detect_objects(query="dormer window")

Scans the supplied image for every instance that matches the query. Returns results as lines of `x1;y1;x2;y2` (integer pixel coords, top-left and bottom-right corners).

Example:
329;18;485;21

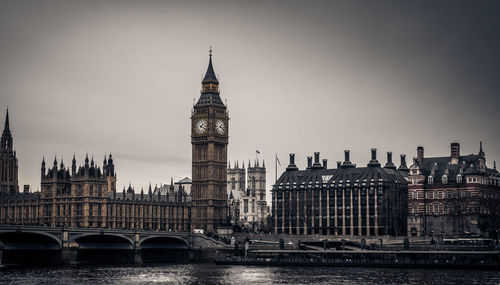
428;176;434;184
442;175;448;184
456;175;462;183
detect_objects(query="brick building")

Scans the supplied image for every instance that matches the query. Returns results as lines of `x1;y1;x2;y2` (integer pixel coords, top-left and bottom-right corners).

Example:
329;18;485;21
407;143;500;237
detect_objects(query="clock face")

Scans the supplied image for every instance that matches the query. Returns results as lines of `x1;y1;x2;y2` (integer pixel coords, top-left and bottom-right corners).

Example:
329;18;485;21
195;119;207;134
216;119;225;135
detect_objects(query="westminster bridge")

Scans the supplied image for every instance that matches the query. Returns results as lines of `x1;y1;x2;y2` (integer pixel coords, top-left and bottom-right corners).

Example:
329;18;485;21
0;225;227;264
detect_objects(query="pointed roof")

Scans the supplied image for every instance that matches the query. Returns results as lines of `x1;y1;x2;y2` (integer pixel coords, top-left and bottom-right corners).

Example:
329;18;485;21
3;108;9;132
202;48;219;84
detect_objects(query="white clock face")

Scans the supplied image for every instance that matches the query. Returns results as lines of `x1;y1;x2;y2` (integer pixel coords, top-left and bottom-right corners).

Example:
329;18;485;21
216;119;225;135
195;119;207;134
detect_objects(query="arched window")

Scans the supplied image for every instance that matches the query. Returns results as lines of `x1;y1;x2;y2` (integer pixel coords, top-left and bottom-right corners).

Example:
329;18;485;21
251;177;256;190
428;176;433;184
442;175;447;184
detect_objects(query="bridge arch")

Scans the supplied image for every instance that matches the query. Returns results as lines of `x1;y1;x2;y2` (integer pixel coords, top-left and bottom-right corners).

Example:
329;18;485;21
69;233;134;250
0;231;62;250
139;236;189;249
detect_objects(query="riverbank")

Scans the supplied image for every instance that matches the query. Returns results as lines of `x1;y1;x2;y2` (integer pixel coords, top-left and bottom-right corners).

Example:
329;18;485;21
216;249;500;270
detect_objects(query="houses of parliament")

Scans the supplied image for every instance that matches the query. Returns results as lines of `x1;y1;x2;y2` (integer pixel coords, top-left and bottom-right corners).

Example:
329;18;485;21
0;53;229;232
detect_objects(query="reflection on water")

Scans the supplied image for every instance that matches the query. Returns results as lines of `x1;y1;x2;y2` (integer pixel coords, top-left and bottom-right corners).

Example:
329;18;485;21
1;264;499;284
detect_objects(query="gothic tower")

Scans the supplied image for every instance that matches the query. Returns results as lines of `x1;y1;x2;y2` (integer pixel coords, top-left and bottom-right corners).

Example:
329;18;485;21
191;50;229;232
0;109;18;194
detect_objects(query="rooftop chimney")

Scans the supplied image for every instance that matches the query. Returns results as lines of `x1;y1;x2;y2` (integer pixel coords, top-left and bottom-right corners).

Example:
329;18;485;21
23;185;30;194
314;152;320;165
286;153;298;171
398;154;409;173
341;150;355;169
368;148;380;167
384;152;396;169
337;161;341;169
451;142;460;159
323;159;328;169
307;156;312;169
417;146;424;163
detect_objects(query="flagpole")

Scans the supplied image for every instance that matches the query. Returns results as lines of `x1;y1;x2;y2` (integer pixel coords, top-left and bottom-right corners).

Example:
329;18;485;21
275;153;277;183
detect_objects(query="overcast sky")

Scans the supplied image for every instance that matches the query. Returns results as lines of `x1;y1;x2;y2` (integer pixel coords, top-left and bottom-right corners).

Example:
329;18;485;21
1;1;499;199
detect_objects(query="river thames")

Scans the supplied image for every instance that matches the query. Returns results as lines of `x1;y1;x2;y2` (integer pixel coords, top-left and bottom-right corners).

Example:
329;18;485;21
1;264;499;284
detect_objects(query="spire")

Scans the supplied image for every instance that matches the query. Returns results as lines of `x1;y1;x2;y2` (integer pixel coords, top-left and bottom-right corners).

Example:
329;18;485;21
202;47;219;84
262;159;265;168
53;156;58;168
236;160;239;169
242;161;245;169
60;158;64;169
85;153;89;166
494;161;497;170
228;161;231;169
3;108;9;132
171;177;174;186
479;141;485;157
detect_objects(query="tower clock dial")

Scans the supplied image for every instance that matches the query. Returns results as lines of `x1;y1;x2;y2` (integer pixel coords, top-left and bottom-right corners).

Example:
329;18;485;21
216;119;225;135
195;119;207;134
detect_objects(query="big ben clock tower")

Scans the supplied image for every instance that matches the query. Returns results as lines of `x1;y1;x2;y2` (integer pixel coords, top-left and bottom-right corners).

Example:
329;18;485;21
191;50;229;232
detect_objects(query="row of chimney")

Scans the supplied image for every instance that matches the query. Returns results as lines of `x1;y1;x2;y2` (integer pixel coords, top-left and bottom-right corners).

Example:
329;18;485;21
286;149;408;171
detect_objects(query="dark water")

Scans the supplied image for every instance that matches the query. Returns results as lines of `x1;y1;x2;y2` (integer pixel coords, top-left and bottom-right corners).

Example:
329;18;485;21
0;264;499;285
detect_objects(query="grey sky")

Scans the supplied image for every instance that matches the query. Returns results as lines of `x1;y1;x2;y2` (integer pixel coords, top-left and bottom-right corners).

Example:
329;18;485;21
1;1;499;198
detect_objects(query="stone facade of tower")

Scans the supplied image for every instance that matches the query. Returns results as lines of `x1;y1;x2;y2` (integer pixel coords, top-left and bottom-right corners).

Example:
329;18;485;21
247;159;267;224
191;52;229;232
227;159;268;228
0;109;18;194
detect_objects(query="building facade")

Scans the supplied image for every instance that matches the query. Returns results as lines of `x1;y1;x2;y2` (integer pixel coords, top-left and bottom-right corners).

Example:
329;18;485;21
407;143;500;237
1;154;191;231
272;150;408;236
0;109;18;194
191;51;229;232
227;159;268;227
0;109;191;230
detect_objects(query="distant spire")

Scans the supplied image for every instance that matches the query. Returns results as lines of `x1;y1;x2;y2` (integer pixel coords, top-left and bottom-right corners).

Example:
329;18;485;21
494;161;497;170
53;156;58;168
3;108;9;132
60;158;64;169
479;141;485;157
262;159;265;168
72;154;76;163
236;160;239;169
103;155;107;166
228;161;231;169
242;161;245;169
171;177;173;186
85;153;89;166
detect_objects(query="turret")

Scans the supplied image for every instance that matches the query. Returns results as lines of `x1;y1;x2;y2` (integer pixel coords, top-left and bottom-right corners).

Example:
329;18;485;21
41;157;46;177
72;154;76;175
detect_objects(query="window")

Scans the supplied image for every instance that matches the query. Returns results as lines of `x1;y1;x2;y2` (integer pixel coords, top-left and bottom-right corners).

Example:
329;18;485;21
443;204;448;214
243;199;248;214
442;175;448;184
434;191;438;199
428;176;433;184
434;203;439;214
457;175;462;183
412;191;418;200
413;204;418;214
